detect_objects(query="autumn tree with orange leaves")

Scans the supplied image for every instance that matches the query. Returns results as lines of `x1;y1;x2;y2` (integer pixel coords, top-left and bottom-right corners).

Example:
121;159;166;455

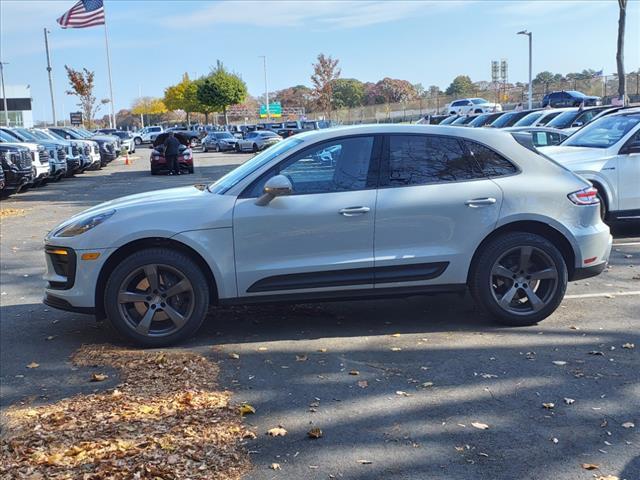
65;66;109;128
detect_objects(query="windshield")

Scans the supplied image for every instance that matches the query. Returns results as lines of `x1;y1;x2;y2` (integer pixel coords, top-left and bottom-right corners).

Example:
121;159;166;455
439;116;458;125
74;128;94;138
216;133;234;139
513;111;543;127
30;130;51;140
471;98;488;104
209;137;303;194
14;128;39;141
0;130;20;142
546;111;580;129
562;114;640;148
489;112;517;128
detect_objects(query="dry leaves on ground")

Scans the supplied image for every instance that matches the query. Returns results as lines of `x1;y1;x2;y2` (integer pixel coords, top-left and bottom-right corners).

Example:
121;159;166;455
0;208;27;219
0;344;252;480
267;427;287;437
307;428;323;439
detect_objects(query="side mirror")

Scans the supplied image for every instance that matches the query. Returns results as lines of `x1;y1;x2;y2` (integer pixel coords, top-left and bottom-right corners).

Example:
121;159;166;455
572;121;584;128
621;142;640;155
255;174;292;206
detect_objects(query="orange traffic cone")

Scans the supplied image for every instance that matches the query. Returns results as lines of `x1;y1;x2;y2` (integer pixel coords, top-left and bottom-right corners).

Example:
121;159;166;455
124;152;130;166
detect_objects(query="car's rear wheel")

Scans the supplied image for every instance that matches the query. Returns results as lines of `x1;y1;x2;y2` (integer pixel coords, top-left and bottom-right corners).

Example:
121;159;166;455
203;143;208;152
215;144;221;152
104;248;210;346
470;232;567;326
134;137;142;146
252;143;258;153
595;188;608;221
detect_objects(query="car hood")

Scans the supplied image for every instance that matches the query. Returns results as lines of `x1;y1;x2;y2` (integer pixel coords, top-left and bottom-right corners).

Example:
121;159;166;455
539;145;614;165
48;185;236;246
0;141;37;152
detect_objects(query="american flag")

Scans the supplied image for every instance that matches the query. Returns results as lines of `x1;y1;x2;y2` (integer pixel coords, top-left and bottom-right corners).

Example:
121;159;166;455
57;0;105;29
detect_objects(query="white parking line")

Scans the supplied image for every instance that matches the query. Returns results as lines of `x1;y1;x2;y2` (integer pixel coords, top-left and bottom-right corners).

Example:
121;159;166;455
613;241;640;247
565;291;640;299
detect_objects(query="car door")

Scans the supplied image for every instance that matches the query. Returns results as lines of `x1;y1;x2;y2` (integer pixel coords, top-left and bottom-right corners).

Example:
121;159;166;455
373;134;504;289
233;135;381;297
617;127;640;212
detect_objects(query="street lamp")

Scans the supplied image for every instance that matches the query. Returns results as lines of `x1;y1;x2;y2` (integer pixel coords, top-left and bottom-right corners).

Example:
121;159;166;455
0;61;9;127
517;30;533;109
258;56;269;121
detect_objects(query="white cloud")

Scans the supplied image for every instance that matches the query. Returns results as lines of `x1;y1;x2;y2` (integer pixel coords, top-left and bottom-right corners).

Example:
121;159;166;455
171;0;467;29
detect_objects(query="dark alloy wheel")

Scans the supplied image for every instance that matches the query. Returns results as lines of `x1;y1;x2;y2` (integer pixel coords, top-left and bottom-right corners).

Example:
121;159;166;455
252;143;258;153
104;248;210;346
134;137;142;146
470;232;567;326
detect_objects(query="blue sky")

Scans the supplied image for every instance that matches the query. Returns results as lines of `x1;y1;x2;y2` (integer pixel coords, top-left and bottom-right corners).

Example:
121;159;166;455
1;0;638;122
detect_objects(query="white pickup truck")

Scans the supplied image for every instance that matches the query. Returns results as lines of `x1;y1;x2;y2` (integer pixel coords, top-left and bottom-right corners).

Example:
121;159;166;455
132;126;164;146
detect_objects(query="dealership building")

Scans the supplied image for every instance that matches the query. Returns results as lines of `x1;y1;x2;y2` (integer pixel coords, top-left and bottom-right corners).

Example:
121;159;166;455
0;85;34;128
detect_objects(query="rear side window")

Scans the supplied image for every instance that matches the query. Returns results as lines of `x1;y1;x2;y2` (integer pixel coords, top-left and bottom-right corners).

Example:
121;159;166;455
382;135;481;186
463;140;517;177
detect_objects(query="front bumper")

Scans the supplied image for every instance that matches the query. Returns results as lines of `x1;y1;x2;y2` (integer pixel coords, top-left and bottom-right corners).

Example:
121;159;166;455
44;245;114;310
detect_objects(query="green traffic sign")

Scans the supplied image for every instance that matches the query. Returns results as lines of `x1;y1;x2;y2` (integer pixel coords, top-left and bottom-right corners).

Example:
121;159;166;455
259;102;282;118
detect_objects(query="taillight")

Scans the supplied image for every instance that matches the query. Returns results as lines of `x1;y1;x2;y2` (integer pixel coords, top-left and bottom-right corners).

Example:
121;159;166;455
568;187;599;205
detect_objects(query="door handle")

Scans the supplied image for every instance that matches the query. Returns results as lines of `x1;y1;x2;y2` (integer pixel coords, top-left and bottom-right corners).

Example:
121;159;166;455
339;206;370;216
465;197;497;208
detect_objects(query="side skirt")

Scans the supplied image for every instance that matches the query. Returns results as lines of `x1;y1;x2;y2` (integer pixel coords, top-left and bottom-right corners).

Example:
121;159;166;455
219;284;467;307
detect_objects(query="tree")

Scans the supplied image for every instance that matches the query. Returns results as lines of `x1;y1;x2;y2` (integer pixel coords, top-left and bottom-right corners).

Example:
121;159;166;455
273;85;314;111
445;75;474;97
163;73;203;125
196;61;248;125
363;82;384;105
64;66;108;128
311;53;341;118
131;97;167;126
331;78;364;109
617;0;627;103
376;78;417;103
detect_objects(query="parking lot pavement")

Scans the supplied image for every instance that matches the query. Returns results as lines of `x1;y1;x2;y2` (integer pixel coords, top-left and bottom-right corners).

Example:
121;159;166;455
0;148;638;479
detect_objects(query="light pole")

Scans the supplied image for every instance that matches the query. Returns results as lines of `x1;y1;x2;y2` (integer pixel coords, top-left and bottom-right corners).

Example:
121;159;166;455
0;61;9;127
259;56;269;121
518;30;533;109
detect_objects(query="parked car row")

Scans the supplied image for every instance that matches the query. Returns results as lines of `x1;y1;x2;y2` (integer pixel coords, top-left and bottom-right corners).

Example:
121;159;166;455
0;126;121;198
420;105;640;222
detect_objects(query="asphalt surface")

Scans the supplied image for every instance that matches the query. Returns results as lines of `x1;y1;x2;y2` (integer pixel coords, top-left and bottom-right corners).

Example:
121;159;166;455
0;146;638;480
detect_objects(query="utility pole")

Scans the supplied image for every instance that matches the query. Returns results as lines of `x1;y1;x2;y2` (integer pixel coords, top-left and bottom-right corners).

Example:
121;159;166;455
259;56;269;121
44;28;57;126
138;84;144;128
517;30;533;109
0;61;9;127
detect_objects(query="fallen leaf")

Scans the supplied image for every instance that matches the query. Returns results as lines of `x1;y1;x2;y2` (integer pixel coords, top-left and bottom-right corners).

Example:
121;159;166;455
90;373;108;382
229;353;240;359
270;463;281;470
542;402;555;409
589;351;605;356
357;459;372;464
349;370;359;375
471;422;489;430
239;404;256;416
357;380;368;388
569;325;579;330
396;391;410;397
390;333;401;337
581;463;599;470
564;398;575;405
26;362;40;369
478;452;489;457
307;427;323;439
622;343;635;349
551;437;559;444
317;348;327;353
596;475;619;480
552;361;567;366
421;382;434;388
45;336;56;341
295;354;308;362
267;427;287;437
621;421;635;429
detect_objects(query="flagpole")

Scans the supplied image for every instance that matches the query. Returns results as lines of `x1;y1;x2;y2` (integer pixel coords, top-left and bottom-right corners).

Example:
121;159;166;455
44;28;57;126
102;3;115;128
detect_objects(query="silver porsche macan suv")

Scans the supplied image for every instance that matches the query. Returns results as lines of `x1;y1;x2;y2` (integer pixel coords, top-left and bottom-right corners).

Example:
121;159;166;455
44;125;612;346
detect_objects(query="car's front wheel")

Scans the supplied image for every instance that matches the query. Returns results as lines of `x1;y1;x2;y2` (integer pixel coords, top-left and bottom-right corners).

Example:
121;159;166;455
470;232;567;326
134;137;142;146
104;248;210;346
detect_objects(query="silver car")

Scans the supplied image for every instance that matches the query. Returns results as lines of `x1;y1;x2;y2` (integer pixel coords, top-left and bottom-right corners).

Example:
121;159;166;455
236;130;282;152
43;124;611;346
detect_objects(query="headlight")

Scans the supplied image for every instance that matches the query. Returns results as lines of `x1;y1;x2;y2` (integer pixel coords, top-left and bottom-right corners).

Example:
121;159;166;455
55;210;116;237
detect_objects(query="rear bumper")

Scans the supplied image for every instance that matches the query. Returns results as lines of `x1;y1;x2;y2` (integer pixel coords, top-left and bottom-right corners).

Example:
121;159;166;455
571;262;607;281
570;226;612;281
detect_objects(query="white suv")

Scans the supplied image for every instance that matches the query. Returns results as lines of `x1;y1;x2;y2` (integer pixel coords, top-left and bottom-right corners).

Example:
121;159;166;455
43;125;611;346
448;98;502;115
541;109;640;221
132;126;163;146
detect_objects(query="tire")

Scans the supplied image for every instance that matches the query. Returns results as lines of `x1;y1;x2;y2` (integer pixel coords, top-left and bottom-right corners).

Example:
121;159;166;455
188;166;194;174
104;248;210;347
469;232;567;326
215;144;220;153
203;144;208;152
252;143;258;153
151;169;158;175
595;188;608;221
134;137;142;146
235;143;241;152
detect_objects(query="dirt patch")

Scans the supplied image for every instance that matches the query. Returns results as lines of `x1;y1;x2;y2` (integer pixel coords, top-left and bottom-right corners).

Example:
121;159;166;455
0;208;27;219
1;345;252;479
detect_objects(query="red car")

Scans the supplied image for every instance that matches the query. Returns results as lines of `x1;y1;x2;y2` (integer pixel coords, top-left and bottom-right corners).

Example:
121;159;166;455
150;133;194;175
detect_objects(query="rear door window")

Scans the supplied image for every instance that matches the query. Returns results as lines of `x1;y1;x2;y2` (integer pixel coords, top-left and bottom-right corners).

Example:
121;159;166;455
462;140;518;177
381;135;481;187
